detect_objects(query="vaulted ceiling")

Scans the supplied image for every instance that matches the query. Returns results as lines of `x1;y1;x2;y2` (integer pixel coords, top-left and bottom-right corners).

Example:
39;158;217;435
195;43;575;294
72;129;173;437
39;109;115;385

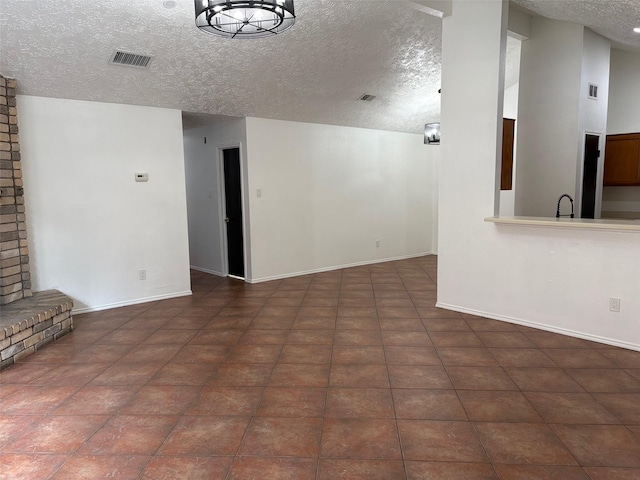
1;1;639;134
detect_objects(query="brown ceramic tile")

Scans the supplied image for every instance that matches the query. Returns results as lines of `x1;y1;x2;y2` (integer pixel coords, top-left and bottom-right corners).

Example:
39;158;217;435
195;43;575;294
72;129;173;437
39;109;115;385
336;317;380;330
388;365;452;389
226;344;282;363
7;415;107;453
330;364;390;388
139;456;231;480
28;363;108;386
286;329;334;345
159;416;250;455
0;386;78;414
504;367;585;392
379;318;425;331
398;420;486;462
376;298;415;308
278;344;333;363
438;347;498;366
525;331;589;349
68;344;133;363
598;349;640;368
321;418;401;459
543;349;615;368
551;424;640;467
53;385;136;415
566;368;640;393
0;454;67;479
337;307;378;318
250;316;295;329
89;362;163;385
405;462;497;479
446;366;517;390
292;317;336;330
186;386;263;415
493;465;590;480
583;467;640;479
141;329;196;345
392;389;467;420
489;348;556;367
458;390;542;422
475;423;577;465
325;388;394;418
476;332;536;348
430;332;483;348
51;455;149;479
172;345;229;363
229;457;317;480
236;329;288;344
525;392;619;424
239;416;322;456
384;346;441;365
381;331;432;346
333;345;386;364
81;415;179;455
339;297;376;307
593;393;640;424
116;344;181;363
417;307;463;319
148;362;215;385
334;330;383;345
318;459;405;480
270;364;330;387
421;318;472;332
208;363;273;386
256;387;326;417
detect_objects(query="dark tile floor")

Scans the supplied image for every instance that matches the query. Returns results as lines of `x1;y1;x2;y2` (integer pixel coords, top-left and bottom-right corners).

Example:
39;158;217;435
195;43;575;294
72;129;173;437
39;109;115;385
1;255;640;479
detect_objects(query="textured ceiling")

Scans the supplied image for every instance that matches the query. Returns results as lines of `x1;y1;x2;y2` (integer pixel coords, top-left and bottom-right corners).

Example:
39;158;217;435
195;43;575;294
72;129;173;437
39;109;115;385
0;1;638;134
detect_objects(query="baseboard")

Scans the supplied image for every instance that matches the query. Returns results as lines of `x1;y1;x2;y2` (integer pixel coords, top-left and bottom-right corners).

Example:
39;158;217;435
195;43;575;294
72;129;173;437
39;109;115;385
190;266;225;277
248;252;435;284
73;290;193;314
436;301;640;352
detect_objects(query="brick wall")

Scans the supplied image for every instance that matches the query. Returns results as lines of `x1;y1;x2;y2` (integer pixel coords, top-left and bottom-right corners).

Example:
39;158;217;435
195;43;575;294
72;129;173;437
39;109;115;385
0;74;31;305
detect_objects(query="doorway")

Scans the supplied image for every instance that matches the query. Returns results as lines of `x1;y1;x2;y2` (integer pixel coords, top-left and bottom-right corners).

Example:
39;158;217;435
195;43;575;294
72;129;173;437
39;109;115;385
581;134;600;219
222;147;245;279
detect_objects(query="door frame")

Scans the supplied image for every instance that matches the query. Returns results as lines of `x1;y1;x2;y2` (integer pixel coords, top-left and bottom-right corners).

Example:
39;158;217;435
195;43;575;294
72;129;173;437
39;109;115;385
216;144;249;280
576;130;604;219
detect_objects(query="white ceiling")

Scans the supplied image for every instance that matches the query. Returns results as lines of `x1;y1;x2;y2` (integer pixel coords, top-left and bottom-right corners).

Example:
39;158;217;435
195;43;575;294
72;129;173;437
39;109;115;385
1;0;639;134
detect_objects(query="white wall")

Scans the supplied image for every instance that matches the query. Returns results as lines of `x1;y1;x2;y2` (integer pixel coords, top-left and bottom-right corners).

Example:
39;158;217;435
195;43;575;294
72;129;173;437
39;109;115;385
439;0;640;352
576;29;610;218
18;96;191;312
602;49;640;218
244;117;436;282
607;49;640;135
184;118;247;276
514;16;583;217
499;81;519;216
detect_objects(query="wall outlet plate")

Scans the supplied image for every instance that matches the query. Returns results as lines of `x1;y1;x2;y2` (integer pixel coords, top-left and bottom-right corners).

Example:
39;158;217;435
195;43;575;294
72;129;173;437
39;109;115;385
609;297;621;312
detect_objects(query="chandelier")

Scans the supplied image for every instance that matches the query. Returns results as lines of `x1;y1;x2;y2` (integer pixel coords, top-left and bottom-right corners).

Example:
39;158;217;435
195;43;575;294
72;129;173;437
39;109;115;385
195;0;296;38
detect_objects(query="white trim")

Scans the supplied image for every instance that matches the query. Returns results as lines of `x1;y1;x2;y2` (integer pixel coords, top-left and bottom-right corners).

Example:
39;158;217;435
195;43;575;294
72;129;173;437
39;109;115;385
73;290;192;314
190;266;224;277
247;252;435;284
436;301;640;352
486;215;640;231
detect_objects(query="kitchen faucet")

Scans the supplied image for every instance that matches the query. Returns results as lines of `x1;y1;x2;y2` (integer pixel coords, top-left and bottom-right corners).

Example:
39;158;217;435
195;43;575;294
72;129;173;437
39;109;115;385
556;194;574;218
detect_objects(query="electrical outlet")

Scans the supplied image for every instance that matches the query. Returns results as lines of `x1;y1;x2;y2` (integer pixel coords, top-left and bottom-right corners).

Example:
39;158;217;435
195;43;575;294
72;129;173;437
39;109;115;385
609;297;620;312
376;239;380;248
139;269;147;281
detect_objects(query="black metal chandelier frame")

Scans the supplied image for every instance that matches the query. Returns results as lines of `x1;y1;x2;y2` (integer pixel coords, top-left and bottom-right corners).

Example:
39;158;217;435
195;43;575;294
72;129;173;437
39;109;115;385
194;0;296;39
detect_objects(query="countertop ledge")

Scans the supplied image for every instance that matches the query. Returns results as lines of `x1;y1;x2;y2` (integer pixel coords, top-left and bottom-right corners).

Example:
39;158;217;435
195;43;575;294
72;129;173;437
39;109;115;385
485;216;640;232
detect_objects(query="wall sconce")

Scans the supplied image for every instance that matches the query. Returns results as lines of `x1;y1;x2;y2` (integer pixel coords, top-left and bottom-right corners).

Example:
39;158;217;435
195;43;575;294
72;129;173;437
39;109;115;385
424;123;440;145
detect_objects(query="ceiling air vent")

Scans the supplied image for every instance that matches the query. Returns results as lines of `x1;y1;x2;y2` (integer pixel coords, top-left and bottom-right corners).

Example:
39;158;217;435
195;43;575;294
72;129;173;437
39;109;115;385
109;50;153;69
358;93;376;102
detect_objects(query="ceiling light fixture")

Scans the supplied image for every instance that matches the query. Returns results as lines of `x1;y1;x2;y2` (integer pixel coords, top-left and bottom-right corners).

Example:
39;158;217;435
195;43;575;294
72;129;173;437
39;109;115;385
634;27;640;33
424;123;440;145
194;0;296;38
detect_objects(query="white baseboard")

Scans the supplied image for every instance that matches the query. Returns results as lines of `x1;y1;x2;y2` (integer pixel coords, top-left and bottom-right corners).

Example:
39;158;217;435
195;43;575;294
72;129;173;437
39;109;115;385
73;290;193;314
190;266;225;277
248;252;435;284
436;301;640;352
